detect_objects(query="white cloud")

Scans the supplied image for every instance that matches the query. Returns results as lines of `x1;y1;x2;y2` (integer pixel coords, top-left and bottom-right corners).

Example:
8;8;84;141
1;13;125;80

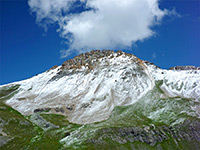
28;0;168;57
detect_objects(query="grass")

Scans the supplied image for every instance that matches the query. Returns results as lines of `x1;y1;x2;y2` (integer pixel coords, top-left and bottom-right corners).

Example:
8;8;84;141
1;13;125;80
0;84;200;150
0;103;66;149
0;84;80;149
0;85;63;149
57;84;200;149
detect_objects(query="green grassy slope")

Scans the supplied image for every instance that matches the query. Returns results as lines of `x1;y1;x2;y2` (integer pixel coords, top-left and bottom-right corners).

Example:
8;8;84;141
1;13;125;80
0;84;200;150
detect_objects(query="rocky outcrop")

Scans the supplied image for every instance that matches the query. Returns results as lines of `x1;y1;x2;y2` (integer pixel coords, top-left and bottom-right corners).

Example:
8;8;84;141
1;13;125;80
86;119;200;149
60;50;124;70
33;106;74;114
50;50;148;81
30;114;59;130
47;65;58;72
53;50;200;72
169;66;200;71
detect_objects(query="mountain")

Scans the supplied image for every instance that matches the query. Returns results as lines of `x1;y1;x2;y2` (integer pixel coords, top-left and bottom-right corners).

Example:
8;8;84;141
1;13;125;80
0;50;200;150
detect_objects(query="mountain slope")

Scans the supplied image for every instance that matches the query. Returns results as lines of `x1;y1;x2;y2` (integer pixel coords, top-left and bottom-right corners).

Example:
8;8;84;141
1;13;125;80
0;50;200;149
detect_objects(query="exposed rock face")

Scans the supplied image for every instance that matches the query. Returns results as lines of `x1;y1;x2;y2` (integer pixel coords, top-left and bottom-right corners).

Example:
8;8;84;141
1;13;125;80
86;119;200;150
169;66;200;70
61;50;133;70
47;65;58;72
30;114;59;130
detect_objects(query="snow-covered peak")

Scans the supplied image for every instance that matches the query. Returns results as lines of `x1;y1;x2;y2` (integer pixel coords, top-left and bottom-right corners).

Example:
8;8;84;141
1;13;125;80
2;50;200;124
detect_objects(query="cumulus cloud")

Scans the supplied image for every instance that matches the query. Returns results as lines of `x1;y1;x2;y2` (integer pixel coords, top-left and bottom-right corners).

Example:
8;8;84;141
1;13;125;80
28;0;168;57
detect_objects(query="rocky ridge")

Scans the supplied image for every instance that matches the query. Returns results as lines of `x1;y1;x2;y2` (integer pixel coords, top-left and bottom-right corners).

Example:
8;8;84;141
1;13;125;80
169;66;200;71
87;119;200;149
55;50;197;72
60;50;143;70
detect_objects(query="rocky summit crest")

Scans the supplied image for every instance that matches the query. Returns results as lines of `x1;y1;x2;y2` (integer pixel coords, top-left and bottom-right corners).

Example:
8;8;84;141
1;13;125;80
60;50;141;70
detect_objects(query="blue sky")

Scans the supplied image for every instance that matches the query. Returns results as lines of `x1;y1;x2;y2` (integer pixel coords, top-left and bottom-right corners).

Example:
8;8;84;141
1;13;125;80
0;0;200;85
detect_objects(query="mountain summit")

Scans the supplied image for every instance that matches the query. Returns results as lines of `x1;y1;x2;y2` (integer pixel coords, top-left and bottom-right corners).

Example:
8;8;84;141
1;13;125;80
1;50;200;149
